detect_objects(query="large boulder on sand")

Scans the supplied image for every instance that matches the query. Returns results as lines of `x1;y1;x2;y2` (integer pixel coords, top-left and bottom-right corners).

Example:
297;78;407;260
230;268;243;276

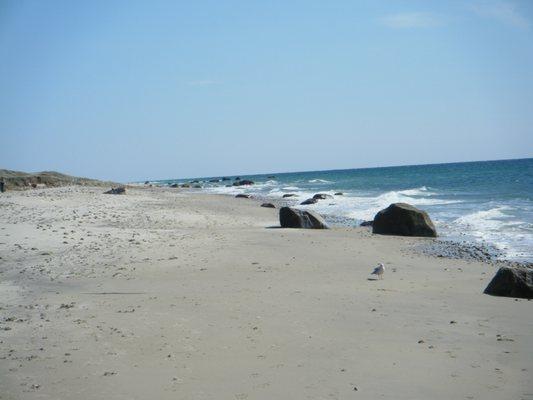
484;266;533;299
372;203;437;237
279;207;328;229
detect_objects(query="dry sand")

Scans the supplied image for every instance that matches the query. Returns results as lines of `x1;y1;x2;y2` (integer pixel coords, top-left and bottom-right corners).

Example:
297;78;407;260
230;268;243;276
0;186;531;399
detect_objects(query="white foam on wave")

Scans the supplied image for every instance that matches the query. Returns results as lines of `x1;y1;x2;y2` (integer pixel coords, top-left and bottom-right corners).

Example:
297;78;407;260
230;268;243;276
308;179;332;184
449;206;533;259
397;186;432;196
275;187;458;223
339;189;460;221
454;206;516;231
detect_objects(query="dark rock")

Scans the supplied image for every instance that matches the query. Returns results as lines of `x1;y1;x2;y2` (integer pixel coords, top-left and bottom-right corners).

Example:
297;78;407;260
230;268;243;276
300;198;318;205
372;203;437;237
313;193;333;200
235;194;251;199
222;177;230;181
209;179;220;183
232;180;254;186
170;183;179;188
360;220;373;227
267;176;276;179
190;180;199;184
484;266;533;299
279;207;328;229
104;187;126;195
193;184;202;188
144;181;150;185
261;203;276;208
283;193;297;198
334;192;344;196
234;177;241;180
180;184;190;188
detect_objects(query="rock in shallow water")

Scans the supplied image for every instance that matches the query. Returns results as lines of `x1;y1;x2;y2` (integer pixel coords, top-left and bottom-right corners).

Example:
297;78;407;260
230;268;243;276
484;266;533;299
232;179;254;186
372;203;437;237
300;198;318;205
313;193;333;200
279;207;328;229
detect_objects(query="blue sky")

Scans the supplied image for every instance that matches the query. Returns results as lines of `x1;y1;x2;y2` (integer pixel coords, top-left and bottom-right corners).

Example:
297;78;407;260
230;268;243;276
1;1;532;181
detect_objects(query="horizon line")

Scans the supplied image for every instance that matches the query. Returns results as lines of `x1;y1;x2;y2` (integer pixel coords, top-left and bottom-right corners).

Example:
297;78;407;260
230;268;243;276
140;156;533;183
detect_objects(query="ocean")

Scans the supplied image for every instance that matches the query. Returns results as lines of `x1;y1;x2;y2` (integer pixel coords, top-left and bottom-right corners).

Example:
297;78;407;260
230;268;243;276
156;158;533;262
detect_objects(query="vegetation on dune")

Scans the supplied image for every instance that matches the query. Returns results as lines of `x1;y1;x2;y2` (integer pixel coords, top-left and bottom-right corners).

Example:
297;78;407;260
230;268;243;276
0;169;118;190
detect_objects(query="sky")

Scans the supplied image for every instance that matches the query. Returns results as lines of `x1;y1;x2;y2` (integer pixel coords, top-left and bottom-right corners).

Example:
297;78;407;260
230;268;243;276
1;0;533;182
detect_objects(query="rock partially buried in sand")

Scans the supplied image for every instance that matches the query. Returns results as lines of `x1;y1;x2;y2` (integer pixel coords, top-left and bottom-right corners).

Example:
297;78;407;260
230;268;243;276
372;203;437;237
104;187;126;195
235;194;251;199
484;266;533;299
261;203;276;208
300;198;318;205
282;193;297;198
279;207;329;229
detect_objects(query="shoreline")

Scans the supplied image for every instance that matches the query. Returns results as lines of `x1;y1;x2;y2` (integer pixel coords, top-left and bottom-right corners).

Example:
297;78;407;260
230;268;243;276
139;159;533;263
191;187;533;267
1;185;531;399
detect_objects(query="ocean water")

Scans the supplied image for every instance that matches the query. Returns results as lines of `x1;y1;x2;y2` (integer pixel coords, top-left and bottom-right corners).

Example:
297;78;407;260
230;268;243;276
156;158;533;262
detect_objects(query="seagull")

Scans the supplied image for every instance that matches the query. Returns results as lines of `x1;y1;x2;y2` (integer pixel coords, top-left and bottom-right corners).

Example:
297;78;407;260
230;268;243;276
371;263;385;280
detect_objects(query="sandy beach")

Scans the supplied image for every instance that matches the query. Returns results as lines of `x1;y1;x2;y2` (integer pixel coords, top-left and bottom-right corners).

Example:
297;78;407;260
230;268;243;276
0;186;531;400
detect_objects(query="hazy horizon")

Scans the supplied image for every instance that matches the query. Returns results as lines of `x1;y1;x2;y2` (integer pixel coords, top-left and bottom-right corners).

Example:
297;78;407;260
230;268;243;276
2;1;533;182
